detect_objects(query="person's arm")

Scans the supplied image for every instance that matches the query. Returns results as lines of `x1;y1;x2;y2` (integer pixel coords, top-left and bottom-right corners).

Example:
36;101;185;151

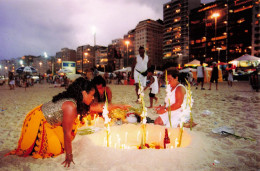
202;66;205;77
61;101;77;168
144;76;154;91
131;58;137;78
156;86;185;114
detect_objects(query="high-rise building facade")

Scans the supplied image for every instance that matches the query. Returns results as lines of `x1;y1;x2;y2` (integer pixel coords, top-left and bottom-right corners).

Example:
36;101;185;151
56;48;76;62
76;45;94;73
252;0;260;57
163;0;200;65
190;0;259;63
123;29;135;67
135;19;163;68
95;46;108;69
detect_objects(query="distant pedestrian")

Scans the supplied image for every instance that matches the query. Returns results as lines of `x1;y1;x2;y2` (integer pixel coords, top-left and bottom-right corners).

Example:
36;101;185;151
196;61;205;90
8;71;15;90
227;69;233;87
209;62;219;90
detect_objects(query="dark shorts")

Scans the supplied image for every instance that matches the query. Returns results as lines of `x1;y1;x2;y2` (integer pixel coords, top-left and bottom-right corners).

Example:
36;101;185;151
197;77;204;83
210;77;218;83
149;93;155;98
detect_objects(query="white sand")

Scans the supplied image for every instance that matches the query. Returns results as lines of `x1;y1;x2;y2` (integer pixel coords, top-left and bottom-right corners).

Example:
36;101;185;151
0;81;259;170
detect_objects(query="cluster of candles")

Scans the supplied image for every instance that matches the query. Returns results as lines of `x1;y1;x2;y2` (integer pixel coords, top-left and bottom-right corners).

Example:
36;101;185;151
101;129;184;149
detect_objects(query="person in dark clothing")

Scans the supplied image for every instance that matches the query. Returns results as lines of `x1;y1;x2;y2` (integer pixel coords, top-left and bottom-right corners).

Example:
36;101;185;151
89;75;129;116
209;62;219;90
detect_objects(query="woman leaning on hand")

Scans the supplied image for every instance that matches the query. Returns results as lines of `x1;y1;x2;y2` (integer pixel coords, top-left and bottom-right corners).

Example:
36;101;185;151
5;77;96;168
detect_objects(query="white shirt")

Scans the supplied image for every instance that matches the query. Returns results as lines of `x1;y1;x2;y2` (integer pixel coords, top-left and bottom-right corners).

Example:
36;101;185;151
197;66;204;78
150;76;159;94
135;55;148;72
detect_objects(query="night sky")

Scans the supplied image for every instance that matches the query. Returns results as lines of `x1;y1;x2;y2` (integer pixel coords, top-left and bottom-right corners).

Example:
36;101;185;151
0;0;214;59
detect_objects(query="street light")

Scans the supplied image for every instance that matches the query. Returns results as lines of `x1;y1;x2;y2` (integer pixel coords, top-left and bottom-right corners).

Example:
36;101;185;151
58;58;62;70
211;12;220;61
19;60;23;66
216;47;222;63
125;40;130;66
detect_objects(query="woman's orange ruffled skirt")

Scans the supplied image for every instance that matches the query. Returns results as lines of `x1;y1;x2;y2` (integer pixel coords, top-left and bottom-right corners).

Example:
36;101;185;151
5;105;78;158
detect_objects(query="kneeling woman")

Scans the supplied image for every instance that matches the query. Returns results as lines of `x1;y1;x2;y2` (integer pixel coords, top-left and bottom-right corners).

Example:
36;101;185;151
6;77;95;167
154;69;190;128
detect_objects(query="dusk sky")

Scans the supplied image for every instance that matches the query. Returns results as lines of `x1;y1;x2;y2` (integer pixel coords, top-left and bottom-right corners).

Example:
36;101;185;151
0;0;214;60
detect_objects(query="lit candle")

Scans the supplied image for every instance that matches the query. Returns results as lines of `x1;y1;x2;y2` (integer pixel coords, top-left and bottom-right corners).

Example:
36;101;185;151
94;114;97;126
175;138;178;148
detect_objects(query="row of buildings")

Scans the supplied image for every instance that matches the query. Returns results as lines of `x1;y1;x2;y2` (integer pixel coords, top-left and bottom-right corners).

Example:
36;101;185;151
1;0;259;76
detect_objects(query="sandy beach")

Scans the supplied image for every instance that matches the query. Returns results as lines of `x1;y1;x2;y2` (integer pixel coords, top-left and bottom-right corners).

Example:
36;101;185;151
0;81;259;171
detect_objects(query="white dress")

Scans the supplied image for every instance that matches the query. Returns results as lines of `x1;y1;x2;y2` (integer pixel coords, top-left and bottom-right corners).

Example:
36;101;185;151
134;54;148;86
228;72;233;82
150;76;159;94
160;84;190;128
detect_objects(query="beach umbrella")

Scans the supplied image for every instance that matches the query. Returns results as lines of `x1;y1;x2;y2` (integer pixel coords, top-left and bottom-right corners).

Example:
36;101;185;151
16;66;37;74
179;68;197;73
58;68;72;74
184;59;208;67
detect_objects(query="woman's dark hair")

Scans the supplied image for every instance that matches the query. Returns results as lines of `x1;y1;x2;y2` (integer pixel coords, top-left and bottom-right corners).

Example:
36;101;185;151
52;77;94;121
167;68;179;79
92;75;106;87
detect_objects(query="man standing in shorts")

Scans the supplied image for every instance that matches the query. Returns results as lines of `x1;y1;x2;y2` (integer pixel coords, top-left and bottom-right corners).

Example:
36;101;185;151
196;61;205;90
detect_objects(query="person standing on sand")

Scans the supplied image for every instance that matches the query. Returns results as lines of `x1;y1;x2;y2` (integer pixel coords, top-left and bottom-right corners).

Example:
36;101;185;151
196;61;205;90
144;68;158;108
227;69;233;87
209;62;219;90
8;71;15;90
131;46;150;102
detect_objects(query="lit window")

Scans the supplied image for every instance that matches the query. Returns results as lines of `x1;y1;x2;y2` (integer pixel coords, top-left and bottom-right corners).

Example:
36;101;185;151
166;5;170;8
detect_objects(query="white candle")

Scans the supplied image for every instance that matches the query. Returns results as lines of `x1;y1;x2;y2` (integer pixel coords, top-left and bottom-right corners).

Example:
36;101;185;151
94;114;97;126
146;131;149;142
175;138;178;148
137;131;140;142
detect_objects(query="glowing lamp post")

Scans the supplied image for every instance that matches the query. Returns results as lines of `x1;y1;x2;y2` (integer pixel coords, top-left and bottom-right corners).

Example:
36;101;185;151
216;47;222;63
58;58;62;70
125;41;130;67
211;12;220;61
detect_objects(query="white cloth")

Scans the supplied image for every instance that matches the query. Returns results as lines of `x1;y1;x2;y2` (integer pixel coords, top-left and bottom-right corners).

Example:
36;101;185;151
9;80;15;85
160;84;190;128
134;54;148;86
228;72;233;82
150;76;158;94
197;66;204;78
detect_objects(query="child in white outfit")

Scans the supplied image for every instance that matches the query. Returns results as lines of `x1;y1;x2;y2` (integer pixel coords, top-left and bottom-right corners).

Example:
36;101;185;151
144;68;158;108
